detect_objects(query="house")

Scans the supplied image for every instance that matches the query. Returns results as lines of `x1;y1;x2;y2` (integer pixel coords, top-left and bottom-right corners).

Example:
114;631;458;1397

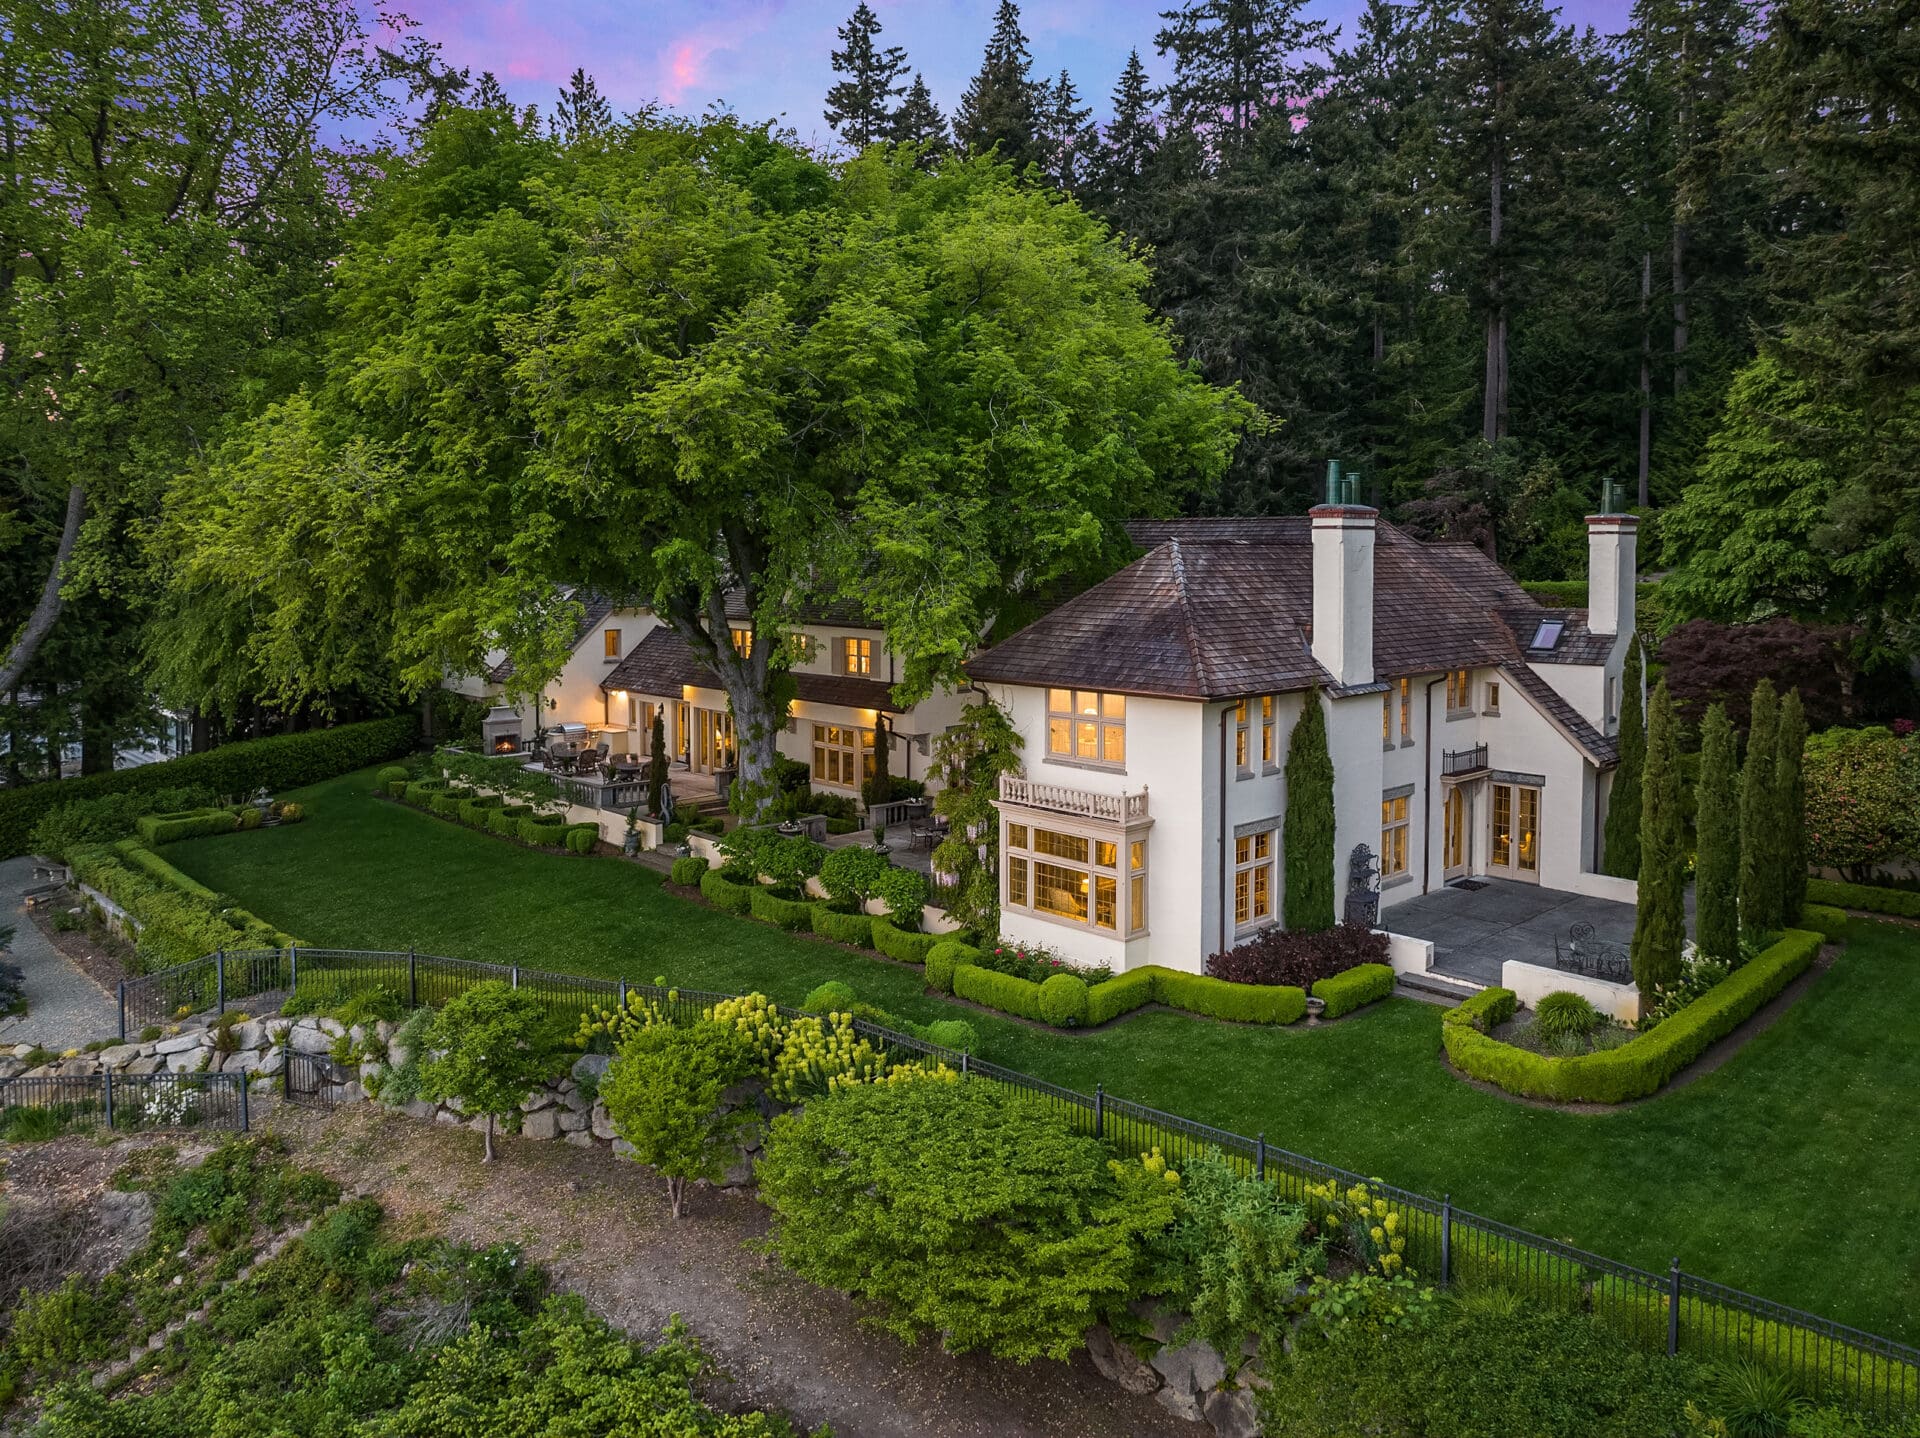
964;501;1640;975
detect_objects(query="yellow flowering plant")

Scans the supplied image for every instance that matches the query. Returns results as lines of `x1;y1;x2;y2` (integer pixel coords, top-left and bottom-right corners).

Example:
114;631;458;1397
1303;1177;1413;1277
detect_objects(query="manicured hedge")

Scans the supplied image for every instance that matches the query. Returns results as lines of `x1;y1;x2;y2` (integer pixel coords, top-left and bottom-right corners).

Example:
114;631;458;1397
811;906;875;948
1805;876;1920;920
564;827;597;854
700;869;759;915
872;918;943;965
1150;967;1307;1025
950;957;1306;1028
1038;972;1091;1028
113;838;219;902
519;817;568;848
1087;968;1156;1025
1442;930;1823;1103
1797;902;1849;942
405;779;449;806
0;713;417;857
70;843;300;968
668;855;710;887
488;804;532;836
136;808;241;845
1312;962;1396;1019
751;888;819;931
458;794;505;826
375;765;408;789
954;963;1045;1021
925;939;980;994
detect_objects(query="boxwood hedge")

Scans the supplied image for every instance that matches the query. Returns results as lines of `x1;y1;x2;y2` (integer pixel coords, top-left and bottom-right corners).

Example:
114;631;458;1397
669;855;710;887
1805;877;1920;920
135;808;241;845
1312;962;1396;1018
948;956;1306;1029
872;919;943;965
1086;968;1156;1025
926;939;980;994
953;963;1046;1021
700;869;758;915
750;888;819;930
811;906;875;948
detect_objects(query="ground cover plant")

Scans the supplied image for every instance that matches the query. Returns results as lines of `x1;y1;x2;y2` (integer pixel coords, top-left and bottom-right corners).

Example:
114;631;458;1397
161;770;1920;1342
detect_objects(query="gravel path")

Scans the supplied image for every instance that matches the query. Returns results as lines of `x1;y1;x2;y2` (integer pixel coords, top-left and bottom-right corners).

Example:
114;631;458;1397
0;856;118;1050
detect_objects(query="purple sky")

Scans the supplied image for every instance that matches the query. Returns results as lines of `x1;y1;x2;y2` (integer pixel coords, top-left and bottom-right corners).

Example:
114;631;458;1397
392;0;1634;150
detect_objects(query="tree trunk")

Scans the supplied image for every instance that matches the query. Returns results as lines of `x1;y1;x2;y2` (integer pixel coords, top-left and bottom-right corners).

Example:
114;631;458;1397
190;708;214;754
667;1174;685;1219
483;1113;496;1163
0;483;84;695
1638;248;1653;507
1482;150;1507;445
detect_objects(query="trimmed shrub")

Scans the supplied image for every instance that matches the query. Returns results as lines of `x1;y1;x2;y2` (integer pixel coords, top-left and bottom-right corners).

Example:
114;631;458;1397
375;765;409;789
114;839;220;901
458;794;505;827
1805;876;1920;919
27;785;219;859
750;887;818;930
803;980;857;1013
669;855;710;887
386;778;409;798
564;827;597;855
1087;969;1156;1025
811;906;875;948
1797;901;1848;941
874;866;929;929
0;713;418;858
663;822;690;843
236;806;264;831
1207;921;1389;989
1311;962;1395;1019
1037;973;1091;1028
405;779;448;807
1442;930;1822;1103
136;808;241;845
1151;968;1307;1025
699;869;758;915
954;963;1045;1021
519;817;568;848
920;1018;979;1053
926;939;980;994
872;919;942;965
1446;986;1518;1033
488;804;532;836
818;845;890;908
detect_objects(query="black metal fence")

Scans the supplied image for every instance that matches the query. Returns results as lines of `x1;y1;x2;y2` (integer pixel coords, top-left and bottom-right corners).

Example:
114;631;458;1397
0;1070;249;1134
115;946;1918;1420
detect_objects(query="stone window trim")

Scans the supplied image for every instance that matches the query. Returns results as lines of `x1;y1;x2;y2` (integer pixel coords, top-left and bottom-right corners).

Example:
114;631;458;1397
1233;827;1276;930
1383;782;1415;802
1002;813;1149;938
1233;815;1284;839
1043;752;1129;777
1382;872;1414;890
1483;678;1502;716
1489;769;1547;788
1444;667;1475;719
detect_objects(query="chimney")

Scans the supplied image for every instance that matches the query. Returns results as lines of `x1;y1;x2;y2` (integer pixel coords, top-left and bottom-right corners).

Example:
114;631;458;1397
1585;486;1639;638
1310;462;1376;688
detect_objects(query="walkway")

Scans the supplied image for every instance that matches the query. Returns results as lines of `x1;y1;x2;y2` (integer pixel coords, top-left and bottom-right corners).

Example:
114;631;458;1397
0;855;118;1050
1386;877;1670;986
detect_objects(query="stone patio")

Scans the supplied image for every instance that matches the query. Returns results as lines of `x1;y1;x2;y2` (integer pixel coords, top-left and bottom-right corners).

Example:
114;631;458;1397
1383;877;1689;987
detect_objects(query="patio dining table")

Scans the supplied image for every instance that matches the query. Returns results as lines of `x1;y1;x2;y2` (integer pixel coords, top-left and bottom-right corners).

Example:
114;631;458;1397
545;742;581;775
609;754;644;780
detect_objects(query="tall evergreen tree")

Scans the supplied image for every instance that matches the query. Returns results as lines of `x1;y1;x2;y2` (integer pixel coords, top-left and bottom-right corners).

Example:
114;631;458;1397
954;1;1045;173
1086;50;1160;219
890;72;950;161
1155;0;1333;153
648;708;670;818
1694;700;1741;961
1603;641;1645;876
1631;679;1686;999
1738;678;1781;938
824;2;910;151
1283;691;1336;932
551;67;614;144
1039;70;1096;192
1775;687;1808;925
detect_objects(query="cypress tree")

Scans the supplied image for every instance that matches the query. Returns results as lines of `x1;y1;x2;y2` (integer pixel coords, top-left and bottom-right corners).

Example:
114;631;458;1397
1739;678;1781;938
867;715;893;806
647;709;670;818
1602;640;1645;877
1693;702;1741;961
824;2;909;151
1282;691;1336;932
1631;680;1686;1000
1776;688;1808;924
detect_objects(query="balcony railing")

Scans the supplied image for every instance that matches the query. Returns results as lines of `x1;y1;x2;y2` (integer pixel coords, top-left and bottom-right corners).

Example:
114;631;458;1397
999;774;1148;824
1443;743;1490;778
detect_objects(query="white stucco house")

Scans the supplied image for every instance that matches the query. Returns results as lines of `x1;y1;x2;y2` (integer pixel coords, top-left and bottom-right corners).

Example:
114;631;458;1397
965;503;1642;976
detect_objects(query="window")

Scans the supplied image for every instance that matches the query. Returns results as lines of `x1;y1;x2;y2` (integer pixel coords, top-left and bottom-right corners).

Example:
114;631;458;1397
1382;793;1410;877
841;637;872;675
603;628;622;659
1485;680;1501;713
1446;668;1473;712
1235;699;1251;773
1046;690;1126;766
1400;678;1413;741
729;627;753;658
1003;821;1144;935
1234;830;1274;927
811;723;873;787
1383;691;1392;744
789;633;815;664
1530;619;1565;651
1605;675;1618;727
1259;696;1276;767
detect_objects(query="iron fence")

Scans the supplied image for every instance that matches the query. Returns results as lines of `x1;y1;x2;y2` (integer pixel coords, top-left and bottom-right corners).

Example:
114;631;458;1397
1;1070;249;1134
112;947;1919;1419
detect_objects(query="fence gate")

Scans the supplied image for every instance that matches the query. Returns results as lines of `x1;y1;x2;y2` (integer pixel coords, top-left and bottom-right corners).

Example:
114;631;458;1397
282;1049;353;1106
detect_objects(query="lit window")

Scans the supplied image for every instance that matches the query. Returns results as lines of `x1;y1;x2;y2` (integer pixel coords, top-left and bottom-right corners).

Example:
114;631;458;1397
1002;819;1146;935
1008;857;1029;906
729;627;753;657
789;633;815;663
1383;691;1392;743
1130;840;1147;934
1046;689;1126;766
1446;669;1472;712
1034;861;1090;923
1530;619;1565;651
603;628;622;659
1007;823;1028;851
810;723;873;787
1485;680;1501;713
1260;696;1276;766
1235;699;1251;772
841;637;872;675
1382;794;1410;876
1400;678;1413;741
1234;830;1274;927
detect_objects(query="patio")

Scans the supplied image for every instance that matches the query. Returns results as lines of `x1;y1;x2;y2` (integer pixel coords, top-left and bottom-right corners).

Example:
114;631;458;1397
1384;878;1691;987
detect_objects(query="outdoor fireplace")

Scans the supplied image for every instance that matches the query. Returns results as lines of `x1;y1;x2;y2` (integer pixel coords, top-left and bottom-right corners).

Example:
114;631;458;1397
482;706;523;756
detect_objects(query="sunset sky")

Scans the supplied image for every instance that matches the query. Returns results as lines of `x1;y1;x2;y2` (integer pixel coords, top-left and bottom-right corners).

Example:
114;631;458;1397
391;0;1635;150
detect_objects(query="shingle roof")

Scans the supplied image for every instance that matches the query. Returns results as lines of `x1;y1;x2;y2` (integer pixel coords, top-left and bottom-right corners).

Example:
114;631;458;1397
1498;608;1616;666
600;627;904;714
487;591;617;684
1501;662;1619;766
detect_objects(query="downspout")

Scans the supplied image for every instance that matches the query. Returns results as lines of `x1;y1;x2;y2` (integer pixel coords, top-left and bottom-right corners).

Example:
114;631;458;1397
1421;677;1444;894
1218;702;1234;961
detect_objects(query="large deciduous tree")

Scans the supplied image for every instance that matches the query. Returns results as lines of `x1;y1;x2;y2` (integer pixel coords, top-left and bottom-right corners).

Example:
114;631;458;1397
1631;679;1685;998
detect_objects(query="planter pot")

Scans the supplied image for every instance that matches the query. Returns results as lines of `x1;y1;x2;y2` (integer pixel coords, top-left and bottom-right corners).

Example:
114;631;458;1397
623;834;640;858
1305;996;1327;1019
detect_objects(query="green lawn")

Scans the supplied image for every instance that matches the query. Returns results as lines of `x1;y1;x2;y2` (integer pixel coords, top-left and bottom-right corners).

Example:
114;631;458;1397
169;768;1920;1343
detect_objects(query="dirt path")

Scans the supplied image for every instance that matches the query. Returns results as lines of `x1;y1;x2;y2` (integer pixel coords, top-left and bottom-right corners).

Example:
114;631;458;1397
264;1101;1200;1438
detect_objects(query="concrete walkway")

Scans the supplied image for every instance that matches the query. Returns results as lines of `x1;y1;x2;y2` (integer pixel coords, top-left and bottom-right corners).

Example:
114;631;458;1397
0;855;118;1050
1386;876;1691;986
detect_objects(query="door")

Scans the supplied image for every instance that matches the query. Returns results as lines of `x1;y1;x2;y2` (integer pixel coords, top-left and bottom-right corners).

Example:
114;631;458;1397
693;708;735;773
1489;782;1541;881
1443;785;1471;876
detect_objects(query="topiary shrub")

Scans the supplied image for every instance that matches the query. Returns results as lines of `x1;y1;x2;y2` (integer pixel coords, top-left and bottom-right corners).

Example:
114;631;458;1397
919;1018;979;1054
1533;990;1602;1041
375;765;408;790
1310;963;1396;1019
699;868;758;915
1037;973;1091;1028
872;919;942;965
669;855;710;887
236;806;265;831
873;866;929;930
488;804;532;836
564;827;597;855
803;980;857;1013
1087;969;1156;1025
1150;969;1307;1025
953;964;1045;1022
811;906;875;948
925;939;980;994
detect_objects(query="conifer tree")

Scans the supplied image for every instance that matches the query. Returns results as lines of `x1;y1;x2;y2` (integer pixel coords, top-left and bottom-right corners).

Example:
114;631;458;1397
1282;691;1336;932
1693;701;1741;961
890;71;949;161
1738;678;1781;938
824;2;910;151
1631;680;1686;1000
1088;51;1158;204
954;0;1044;172
1775;688;1808;924
1039;70;1096;192
1154;0;1332;151
1603;641;1645;877
647;708;670;818
551;67;613;143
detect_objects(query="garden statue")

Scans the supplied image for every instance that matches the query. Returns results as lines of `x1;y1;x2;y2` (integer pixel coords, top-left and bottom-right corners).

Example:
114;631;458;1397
252;786;273;820
1343;843;1381;928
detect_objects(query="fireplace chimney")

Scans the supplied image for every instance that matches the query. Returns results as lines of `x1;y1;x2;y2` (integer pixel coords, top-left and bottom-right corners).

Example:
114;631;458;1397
1585;486;1639;639
1310;462;1377;688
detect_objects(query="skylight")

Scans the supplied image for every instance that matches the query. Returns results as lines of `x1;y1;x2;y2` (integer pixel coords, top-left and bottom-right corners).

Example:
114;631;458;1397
1530;619;1565;650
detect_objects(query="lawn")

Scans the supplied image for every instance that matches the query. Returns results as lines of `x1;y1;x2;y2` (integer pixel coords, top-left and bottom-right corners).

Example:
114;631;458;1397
169;768;1920;1343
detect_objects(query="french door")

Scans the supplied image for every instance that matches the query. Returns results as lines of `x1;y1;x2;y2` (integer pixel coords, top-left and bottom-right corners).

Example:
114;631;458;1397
693;708;735;772
1489;782;1541;882
1443;785;1471;876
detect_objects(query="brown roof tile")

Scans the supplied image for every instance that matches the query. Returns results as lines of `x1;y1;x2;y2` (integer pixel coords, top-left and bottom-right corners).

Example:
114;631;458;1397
601;627;904;714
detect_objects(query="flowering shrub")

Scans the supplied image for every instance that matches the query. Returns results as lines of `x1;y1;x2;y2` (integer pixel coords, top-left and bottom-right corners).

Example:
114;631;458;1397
572;989;673;1051
1207;922;1390;989
1803;726;1920;875
1303;1177;1412;1277
140;1081;198;1128
974;942;1112;985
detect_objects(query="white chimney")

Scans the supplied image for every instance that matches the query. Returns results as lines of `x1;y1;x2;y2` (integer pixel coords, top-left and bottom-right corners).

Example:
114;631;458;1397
1311;501;1377;688
1585;512;1640;638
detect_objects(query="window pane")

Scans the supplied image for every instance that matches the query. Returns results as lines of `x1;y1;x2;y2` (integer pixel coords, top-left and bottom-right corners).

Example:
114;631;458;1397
1130;875;1146;931
1102;724;1125;764
1008;857;1028;907
1253;865;1270;918
1048;718;1070;754
1095;840;1118;868
1235;869;1250;924
1103;692;1126;719
1261;695;1273;720
1130;840;1145;872
1034;829;1089;863
1007;823;1028;850
1048;689;1070;715
1253;831;1271;859
1034;862;1088;921
1095;875;1117;929
1076;691;1099;717
1235;699;1247;721
1237;728;1249;767
1236;835;1250;865
1077;720;1099;758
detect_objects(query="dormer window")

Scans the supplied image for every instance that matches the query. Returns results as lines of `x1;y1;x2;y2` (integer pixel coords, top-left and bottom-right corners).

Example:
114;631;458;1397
1530;619;1565;651
603;629;621;659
